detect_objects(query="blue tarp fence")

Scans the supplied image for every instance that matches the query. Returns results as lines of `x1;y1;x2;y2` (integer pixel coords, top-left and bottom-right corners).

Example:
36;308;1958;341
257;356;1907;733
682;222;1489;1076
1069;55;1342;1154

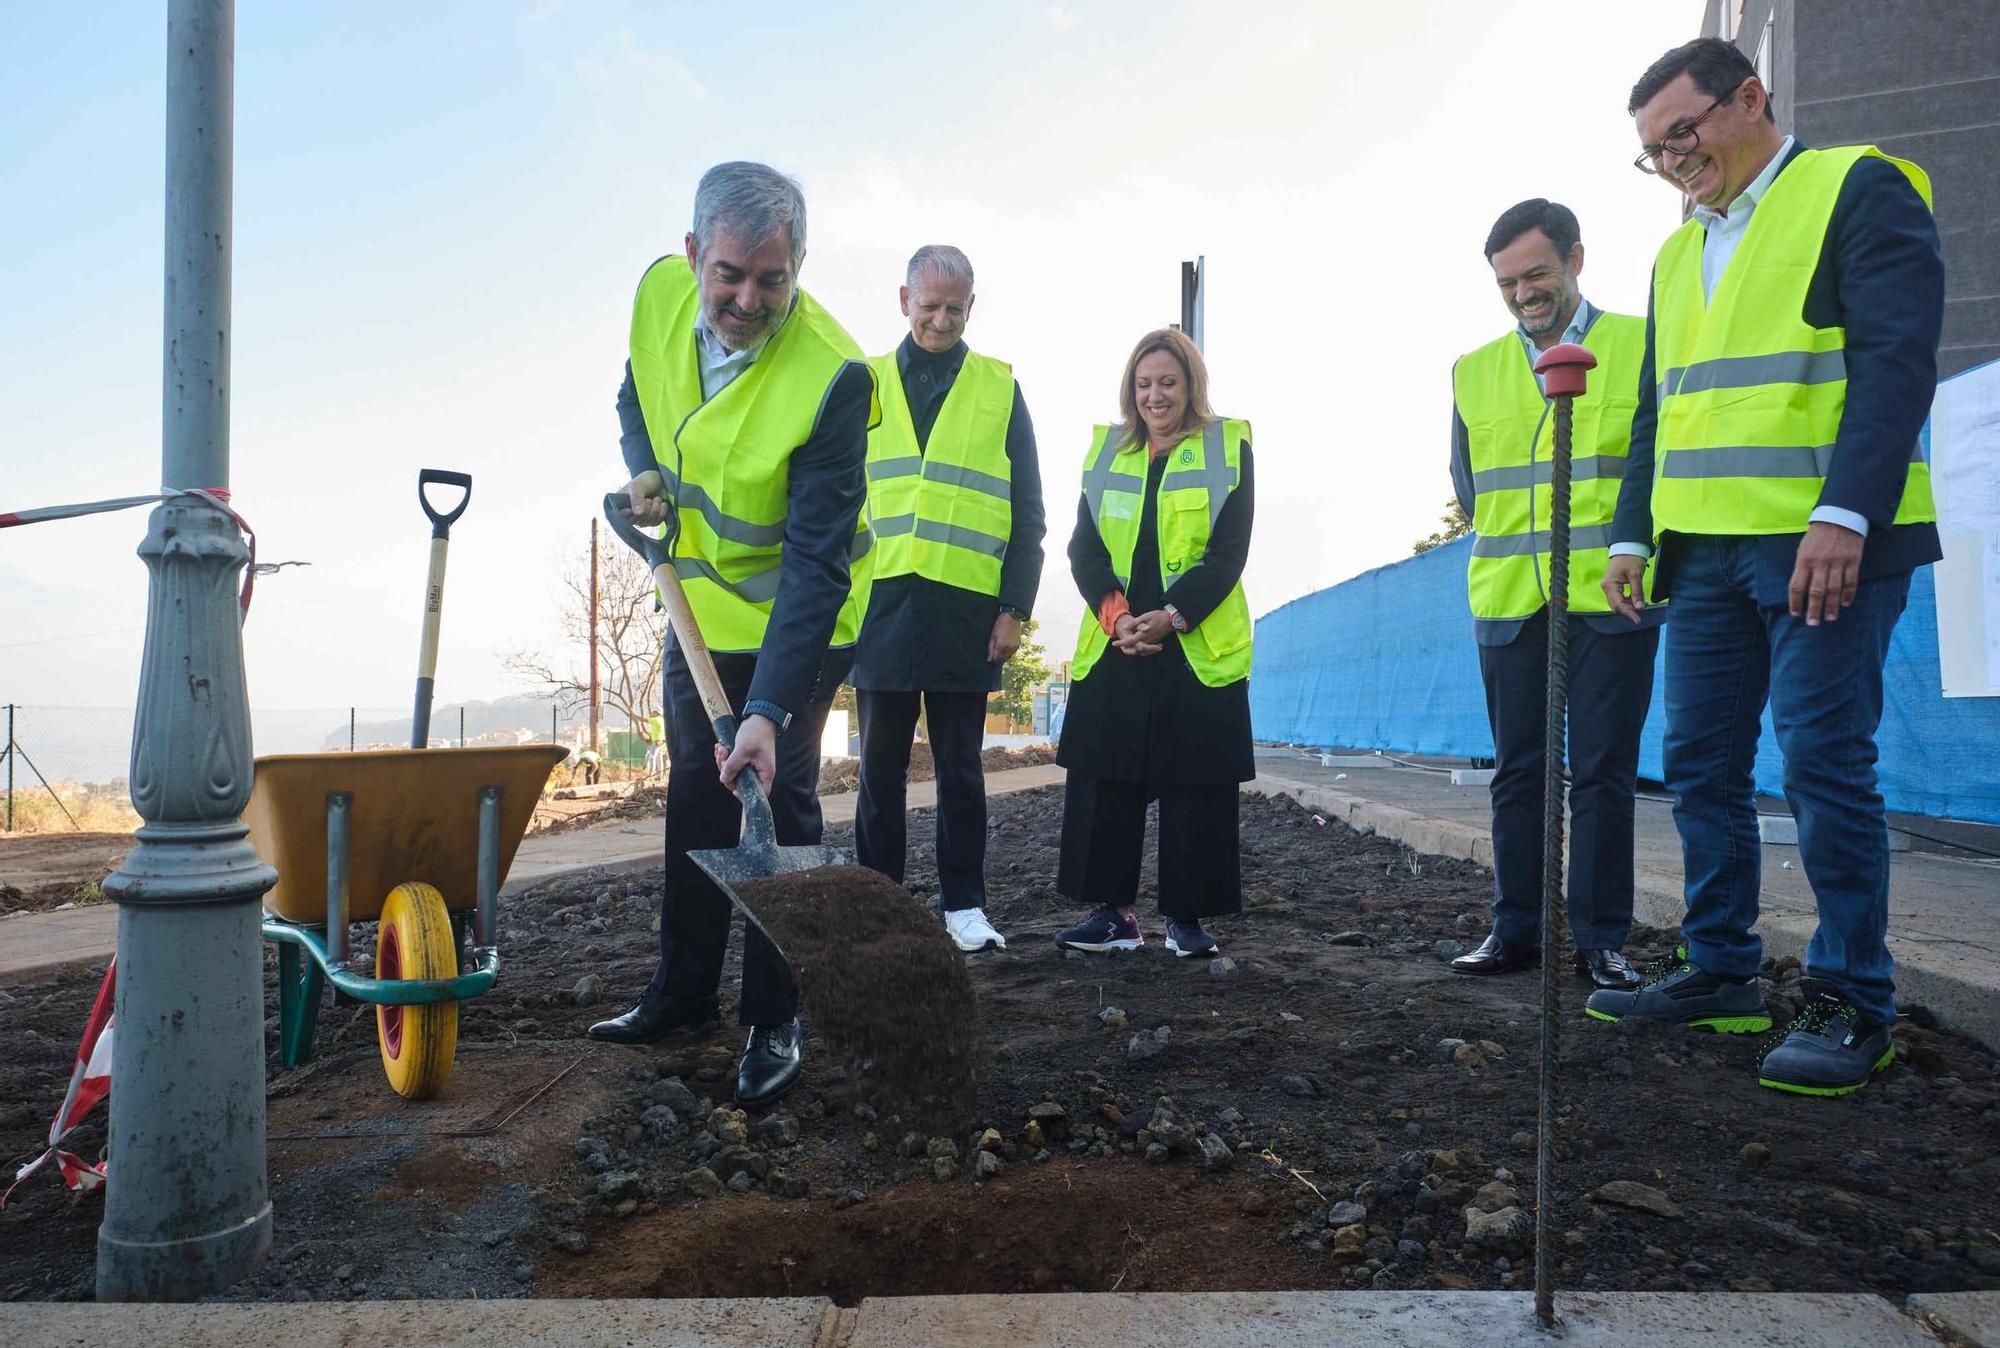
1250;534;2000;825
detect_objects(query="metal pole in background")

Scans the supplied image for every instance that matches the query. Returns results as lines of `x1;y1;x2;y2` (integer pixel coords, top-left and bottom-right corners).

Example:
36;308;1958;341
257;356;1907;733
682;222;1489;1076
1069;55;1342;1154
589;517;601;754
1529;342;1596;1330
6;704;14;831
96;0;274;1301
349;706;355;751
459;705;465;748
1178;256;1206;352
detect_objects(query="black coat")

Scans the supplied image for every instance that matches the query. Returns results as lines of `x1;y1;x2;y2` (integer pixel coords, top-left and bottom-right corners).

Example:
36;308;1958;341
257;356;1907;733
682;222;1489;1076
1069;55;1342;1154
850;336;1047;692
1056;434;1255;788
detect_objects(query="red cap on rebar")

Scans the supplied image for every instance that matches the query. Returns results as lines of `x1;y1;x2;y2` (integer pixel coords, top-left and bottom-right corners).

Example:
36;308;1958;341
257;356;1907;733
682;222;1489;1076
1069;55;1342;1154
1533;342;1596;399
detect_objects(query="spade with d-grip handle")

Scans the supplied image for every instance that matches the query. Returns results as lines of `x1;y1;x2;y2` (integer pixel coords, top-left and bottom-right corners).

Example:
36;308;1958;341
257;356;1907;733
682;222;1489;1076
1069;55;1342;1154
600;491;844;961
410;470;472;748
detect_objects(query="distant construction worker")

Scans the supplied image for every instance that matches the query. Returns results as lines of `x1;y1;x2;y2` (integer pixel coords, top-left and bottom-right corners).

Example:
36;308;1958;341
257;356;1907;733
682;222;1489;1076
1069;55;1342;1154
590;161;877;1112
645;712;666;778
1591;39;1943;1099
851;245;1046;953
578;746;603;787
1447;199;1659;993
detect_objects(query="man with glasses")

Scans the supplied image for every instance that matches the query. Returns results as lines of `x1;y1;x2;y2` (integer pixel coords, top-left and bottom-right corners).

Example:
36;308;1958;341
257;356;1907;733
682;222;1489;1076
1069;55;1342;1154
1447;199;1659;993
1590;38;1943;1098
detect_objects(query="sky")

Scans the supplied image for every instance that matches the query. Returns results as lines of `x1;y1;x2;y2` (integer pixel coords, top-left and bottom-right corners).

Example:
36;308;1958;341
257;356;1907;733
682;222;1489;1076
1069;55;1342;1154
1;0;1696;719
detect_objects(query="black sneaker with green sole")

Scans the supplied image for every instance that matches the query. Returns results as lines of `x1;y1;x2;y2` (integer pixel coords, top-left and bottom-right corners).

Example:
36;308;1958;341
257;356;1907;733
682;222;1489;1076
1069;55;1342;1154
1756;979;1896;1097
1583;947;1772;1033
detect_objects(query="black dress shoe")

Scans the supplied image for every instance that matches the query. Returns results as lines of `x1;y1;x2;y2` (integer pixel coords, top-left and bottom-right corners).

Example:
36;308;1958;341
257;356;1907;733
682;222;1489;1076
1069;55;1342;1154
1577;948;1641;991
736;1017;804;1107
585;992;719;1044
1450;932;1540;976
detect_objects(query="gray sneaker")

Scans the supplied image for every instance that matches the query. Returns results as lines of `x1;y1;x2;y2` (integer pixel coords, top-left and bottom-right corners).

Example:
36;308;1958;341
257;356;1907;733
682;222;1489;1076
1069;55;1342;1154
1757;980;1895;1097
1583;947;1771;1034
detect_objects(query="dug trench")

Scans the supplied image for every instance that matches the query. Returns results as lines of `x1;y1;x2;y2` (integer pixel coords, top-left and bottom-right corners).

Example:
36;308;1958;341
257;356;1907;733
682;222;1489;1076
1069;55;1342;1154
2;785;1998;1304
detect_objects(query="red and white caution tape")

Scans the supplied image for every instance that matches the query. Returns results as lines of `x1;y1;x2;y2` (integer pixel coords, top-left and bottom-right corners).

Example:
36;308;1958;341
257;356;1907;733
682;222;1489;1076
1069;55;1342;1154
1;488;264;616
1;959;115;1208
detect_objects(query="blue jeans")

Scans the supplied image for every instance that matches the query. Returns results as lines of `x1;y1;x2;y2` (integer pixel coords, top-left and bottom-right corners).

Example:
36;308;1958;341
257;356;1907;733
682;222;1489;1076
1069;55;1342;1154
1662;536;1910;1023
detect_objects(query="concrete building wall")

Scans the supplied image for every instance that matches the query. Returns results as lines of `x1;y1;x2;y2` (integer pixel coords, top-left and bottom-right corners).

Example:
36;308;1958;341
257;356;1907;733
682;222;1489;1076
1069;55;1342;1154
1709;0;2000;377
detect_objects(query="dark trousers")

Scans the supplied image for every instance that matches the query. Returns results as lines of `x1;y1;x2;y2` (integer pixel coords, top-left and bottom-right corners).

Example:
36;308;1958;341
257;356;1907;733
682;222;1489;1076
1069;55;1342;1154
854;689;989;910
650;647;834;1027
1058;774;1243;921
1662;536;1910;1023
1479;609;1658;950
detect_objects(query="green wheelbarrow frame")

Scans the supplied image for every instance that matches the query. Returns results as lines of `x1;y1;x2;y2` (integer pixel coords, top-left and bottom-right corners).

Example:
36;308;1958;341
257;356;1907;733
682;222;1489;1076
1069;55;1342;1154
259;781;509;1069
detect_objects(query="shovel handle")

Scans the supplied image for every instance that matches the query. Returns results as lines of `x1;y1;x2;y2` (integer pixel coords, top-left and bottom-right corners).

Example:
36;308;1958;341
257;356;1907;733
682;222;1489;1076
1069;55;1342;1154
601;491;736;740
601;491;784;851
418;469;472;539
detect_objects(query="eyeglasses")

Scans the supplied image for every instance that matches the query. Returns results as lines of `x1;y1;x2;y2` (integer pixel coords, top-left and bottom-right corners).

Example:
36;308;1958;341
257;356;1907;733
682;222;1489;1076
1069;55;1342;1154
1632;80;1747;175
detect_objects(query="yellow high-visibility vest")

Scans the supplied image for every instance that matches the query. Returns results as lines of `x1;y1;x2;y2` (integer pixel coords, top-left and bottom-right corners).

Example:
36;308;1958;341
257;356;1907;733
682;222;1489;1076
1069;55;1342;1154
1651;145;1936;535
865;349;1015;596
1453;313;1648;618
1069;419;1253;688
626;255;879;652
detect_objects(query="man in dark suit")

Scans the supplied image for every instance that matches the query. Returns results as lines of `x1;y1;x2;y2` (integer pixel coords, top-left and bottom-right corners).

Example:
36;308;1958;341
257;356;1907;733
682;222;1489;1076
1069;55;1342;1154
589;162;877;1110
1589;39;1943;1098
851;245;1045;952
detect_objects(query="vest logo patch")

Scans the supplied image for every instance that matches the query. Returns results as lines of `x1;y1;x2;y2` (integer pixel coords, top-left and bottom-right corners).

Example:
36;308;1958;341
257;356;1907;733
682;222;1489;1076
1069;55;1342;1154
1181;446;1194;464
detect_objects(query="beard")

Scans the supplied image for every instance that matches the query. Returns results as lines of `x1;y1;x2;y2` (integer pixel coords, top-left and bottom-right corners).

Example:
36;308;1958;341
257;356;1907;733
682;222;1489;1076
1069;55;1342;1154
707;299;778;350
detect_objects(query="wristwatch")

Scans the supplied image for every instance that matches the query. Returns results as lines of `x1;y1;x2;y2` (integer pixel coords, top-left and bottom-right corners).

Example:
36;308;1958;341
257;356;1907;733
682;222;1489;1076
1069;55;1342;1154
998;603;1028;621
742;699;792;734
1164;604;1189;633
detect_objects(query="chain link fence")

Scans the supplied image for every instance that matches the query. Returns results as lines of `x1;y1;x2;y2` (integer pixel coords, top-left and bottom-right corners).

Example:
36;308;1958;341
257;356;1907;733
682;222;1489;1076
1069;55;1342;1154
0;699;644;835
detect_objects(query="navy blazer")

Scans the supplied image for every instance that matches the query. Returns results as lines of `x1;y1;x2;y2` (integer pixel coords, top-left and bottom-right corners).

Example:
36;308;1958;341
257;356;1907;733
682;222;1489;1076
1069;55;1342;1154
618;357;872;718
1611;142;1945;604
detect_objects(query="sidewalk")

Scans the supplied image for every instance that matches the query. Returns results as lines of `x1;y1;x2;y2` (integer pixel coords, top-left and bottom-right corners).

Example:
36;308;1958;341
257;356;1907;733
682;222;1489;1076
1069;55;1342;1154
1252;747;2000;1051
0;765;1069;982
6;1289;1987;1346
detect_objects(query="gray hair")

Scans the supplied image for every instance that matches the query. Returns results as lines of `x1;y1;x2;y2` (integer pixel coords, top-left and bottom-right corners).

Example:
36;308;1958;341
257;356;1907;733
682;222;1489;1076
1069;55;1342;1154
905;244;974;289
691;161;807;271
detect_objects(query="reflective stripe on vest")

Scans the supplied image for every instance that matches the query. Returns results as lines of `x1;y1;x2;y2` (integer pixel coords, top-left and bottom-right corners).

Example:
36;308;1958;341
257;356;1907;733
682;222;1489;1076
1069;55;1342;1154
626;255;879;652
1452;312;1647;619
1650;145;1937;536
864;349;1015;595
1069;419;1254;689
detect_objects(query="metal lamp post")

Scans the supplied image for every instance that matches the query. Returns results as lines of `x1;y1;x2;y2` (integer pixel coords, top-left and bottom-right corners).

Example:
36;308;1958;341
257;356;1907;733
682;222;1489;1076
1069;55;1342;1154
95;0;275;1300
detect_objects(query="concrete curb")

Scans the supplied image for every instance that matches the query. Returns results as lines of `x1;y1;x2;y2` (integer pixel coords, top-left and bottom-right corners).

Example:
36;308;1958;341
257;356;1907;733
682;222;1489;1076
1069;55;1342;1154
1909;1290;2000;1346
0;1292;1945;1346
1252;769;2000;1053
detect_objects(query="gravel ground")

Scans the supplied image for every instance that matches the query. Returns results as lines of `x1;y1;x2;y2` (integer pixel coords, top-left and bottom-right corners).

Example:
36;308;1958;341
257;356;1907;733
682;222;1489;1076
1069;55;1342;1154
4;784;1998;1304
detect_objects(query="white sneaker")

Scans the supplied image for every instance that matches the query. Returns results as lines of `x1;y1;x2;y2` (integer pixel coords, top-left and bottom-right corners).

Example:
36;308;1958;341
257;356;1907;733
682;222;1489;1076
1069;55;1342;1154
944;907;1006;953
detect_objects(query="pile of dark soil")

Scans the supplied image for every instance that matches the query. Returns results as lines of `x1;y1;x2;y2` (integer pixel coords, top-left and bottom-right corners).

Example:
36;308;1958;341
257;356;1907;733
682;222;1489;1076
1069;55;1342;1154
734;864;980;1123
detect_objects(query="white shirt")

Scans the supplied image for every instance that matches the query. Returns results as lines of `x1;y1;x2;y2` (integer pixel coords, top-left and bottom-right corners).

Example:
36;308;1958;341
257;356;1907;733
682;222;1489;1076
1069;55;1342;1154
1610;135;1868;555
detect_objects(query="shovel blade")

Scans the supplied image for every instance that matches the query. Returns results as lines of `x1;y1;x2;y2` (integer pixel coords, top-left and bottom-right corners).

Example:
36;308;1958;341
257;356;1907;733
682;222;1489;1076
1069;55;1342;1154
689;842;849;958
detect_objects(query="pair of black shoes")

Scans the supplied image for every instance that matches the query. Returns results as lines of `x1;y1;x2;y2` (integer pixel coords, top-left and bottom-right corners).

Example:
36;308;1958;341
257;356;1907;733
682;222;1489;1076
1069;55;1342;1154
1450;932;1640;991
586;993;802;1107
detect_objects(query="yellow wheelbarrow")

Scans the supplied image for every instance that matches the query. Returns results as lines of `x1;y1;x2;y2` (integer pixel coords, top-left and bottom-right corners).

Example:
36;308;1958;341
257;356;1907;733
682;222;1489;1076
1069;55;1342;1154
246;743;566;1098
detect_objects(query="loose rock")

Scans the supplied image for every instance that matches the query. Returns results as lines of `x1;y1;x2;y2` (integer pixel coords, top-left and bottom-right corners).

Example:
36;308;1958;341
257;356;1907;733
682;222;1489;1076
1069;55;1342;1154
1592;1180;1683;1218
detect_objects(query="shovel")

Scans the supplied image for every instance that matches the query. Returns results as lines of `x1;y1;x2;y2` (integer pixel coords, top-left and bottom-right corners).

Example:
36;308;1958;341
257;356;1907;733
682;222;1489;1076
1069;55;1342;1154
411;468;472;748
601;491;844;959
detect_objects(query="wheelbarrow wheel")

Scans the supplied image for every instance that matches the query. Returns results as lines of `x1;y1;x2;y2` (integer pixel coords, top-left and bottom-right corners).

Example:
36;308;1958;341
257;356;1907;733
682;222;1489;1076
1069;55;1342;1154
375;882;459;1099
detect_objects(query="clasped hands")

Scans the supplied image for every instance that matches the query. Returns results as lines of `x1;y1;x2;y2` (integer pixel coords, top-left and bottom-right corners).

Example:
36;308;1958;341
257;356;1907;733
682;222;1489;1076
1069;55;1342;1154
1114;609;1175;657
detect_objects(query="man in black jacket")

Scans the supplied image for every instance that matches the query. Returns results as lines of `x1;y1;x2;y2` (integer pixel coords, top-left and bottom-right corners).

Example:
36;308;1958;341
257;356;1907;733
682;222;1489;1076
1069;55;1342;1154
1590;40;1944;1098
851;245;1046;951
588;162;875;1110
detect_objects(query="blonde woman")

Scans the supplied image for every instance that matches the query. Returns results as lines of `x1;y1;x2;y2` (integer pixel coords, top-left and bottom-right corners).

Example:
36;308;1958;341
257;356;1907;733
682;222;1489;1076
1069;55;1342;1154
1054;329;1255;957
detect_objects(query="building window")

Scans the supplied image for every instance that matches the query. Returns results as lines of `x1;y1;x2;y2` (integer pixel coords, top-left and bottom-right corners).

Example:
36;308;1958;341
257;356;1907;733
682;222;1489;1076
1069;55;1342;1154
1755;12;1774;87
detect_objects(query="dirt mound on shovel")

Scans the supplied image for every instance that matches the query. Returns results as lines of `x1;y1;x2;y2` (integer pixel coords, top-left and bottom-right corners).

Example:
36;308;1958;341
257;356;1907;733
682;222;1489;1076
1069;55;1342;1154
734;864;980;1125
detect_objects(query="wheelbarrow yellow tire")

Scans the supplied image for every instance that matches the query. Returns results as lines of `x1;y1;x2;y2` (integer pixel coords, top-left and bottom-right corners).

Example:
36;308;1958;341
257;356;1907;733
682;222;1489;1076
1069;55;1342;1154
375;882;459;1099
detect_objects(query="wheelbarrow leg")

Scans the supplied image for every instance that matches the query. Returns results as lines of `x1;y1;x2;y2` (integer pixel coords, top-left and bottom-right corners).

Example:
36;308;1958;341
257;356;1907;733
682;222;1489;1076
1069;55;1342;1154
277;938;325;1068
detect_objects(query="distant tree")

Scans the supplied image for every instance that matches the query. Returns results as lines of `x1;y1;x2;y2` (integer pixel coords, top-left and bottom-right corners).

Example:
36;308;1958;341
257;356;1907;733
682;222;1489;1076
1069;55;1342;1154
505;533;667;741
989;619;1051;730
1412;499;1473;554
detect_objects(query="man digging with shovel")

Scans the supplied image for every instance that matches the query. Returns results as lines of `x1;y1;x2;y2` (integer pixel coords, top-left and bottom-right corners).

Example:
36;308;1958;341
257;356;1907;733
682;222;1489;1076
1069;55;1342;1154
589;161;878;1109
